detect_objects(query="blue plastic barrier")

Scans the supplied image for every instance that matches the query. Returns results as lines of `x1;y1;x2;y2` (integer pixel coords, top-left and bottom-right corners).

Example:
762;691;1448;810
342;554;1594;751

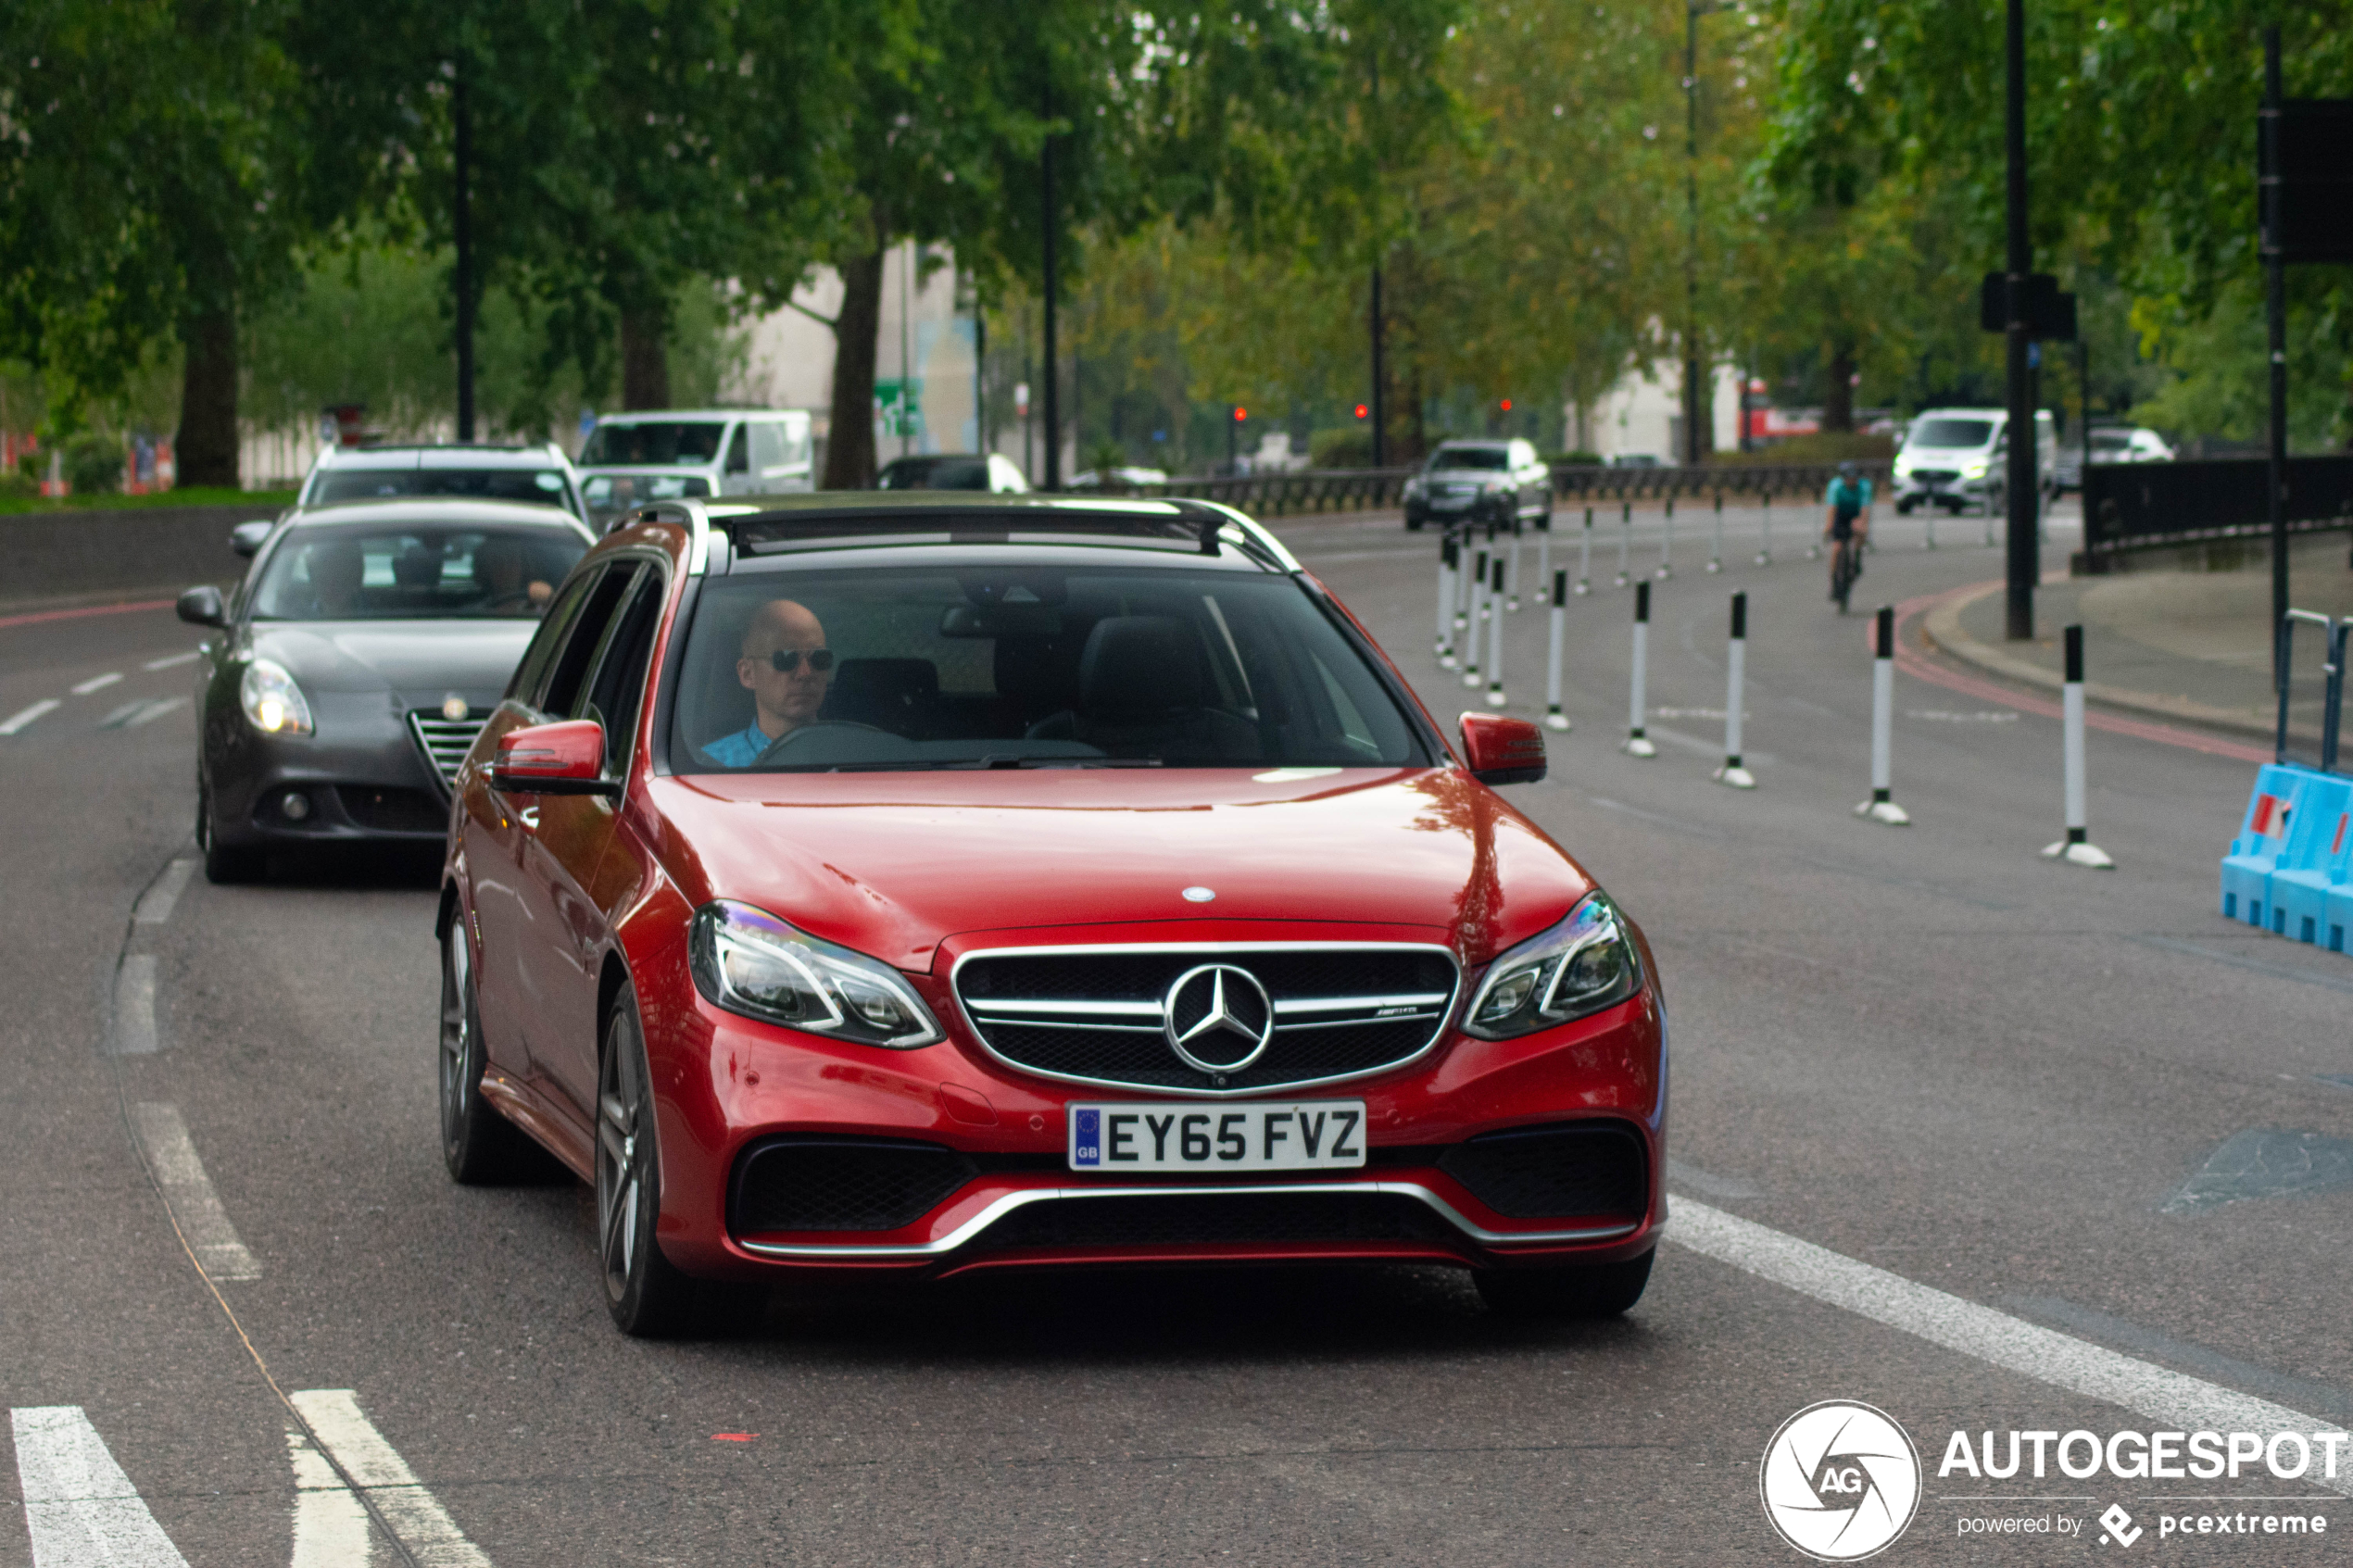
2220;764;2327;930
2269;774;2353;947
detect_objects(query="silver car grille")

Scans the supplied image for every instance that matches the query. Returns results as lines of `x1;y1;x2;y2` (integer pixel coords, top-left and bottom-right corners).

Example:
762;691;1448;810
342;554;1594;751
953;945;1460;1098
407;710;490;791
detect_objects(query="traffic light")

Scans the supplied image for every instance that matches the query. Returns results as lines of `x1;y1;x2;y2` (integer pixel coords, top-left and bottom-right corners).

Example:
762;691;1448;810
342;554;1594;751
1232;406;1248;422
1353;404;1368;420
1500;398;1513;413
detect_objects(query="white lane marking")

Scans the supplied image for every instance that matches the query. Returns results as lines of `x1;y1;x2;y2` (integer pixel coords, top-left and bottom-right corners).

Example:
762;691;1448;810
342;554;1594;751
133;859;197;925
288;1427;379;1567
70;672;123;696
290;1391;493;1567
111;957;158;1056
0;698;61;735
97;699;146;728
143;650;200;671
129;1104;261;1281
122;696;187;729
9;1406;194;1567
1667;1198;2352;1493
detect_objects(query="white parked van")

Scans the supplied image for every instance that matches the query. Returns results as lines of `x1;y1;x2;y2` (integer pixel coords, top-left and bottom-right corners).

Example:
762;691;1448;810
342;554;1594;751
1892;408;2057;516
576;409;814;526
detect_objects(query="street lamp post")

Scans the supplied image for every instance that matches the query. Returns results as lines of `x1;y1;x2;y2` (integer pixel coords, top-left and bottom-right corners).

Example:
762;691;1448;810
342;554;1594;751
2002;0;2037;642
1682;3;1730;468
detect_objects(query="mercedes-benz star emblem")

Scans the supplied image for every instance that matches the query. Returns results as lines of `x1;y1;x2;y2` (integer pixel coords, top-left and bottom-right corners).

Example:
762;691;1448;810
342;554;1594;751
1162;963;1275;1074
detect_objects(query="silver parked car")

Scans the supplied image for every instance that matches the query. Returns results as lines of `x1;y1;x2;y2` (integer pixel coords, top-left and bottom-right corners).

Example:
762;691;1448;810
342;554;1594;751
176;499;594;882
1400;439;1554;532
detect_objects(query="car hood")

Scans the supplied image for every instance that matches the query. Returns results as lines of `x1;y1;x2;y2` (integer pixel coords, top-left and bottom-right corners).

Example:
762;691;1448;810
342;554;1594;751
644;766;1593;972
247;620;537;707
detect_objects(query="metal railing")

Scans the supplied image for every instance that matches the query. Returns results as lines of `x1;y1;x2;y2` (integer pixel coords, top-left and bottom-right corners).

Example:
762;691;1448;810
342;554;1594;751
2083;457;2353;559
1128;460;1893;519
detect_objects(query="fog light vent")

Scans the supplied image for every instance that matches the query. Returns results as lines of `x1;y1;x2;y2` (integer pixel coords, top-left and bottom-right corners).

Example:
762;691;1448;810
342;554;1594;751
279;790;312;822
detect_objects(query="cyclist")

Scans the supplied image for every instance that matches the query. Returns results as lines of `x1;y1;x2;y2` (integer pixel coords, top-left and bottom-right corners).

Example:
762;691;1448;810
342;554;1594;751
1822;460;1873;608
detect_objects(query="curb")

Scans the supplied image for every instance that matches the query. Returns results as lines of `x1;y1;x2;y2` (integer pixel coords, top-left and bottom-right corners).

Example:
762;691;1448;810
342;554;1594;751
1919;578;2273;741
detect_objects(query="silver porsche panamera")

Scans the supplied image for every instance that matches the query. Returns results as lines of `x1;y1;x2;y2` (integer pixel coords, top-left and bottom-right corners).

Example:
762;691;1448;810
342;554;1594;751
177;498;595;882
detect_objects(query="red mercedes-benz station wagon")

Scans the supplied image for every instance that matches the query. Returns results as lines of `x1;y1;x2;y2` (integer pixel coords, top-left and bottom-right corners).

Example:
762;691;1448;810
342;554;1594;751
436;495;1666;1335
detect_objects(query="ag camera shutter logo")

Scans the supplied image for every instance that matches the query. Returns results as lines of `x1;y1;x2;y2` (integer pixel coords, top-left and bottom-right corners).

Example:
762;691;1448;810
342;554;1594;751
1760;1400;1922;1561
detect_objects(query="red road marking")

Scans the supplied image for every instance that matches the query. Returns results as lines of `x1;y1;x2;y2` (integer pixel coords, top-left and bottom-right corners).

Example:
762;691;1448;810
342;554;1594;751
0;597;176;631
1891;585;2270;764
711;1433;758;1441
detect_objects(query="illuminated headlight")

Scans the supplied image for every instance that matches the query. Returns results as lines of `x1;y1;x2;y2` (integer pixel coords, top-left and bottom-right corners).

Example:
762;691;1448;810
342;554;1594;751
689;900;942;1049
1463;892;1642;1040
239;659;314;735
1959;459;1988;479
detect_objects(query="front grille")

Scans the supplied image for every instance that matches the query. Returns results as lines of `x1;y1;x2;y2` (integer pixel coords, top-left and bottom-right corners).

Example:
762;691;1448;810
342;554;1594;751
970;1190;1455;1251
1438;1122;1648;1220
956;947;1459;1095
1907;469;1958;483
407;710;490;791
731;1137;976;1234
334;784;447;834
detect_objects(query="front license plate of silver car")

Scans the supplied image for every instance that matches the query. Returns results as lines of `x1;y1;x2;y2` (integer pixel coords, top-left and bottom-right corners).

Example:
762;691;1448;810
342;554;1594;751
1066;1101;1367;1173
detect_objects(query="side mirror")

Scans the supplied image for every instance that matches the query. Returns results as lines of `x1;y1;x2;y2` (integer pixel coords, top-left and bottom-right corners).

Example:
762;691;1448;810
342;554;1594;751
230;521;272;558
175;584;227;628
490;720;617;796
1460;712;1546;785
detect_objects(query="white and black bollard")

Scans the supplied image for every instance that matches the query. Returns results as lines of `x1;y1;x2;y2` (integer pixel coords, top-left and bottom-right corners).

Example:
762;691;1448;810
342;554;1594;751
1506;518;1523;611
1535;510;1552;610
1707;492;1725;573
1623;582;1657;757
1756;489;1773;566
1544;568;1571;732
1461;544;1487;689
1923;505;1939;551
1616;501;1632;587
1485;557;1508;706
1854;605;1909;824
1657;496;1675;579
2042;625;2115;868
1577;506;1594;596
1436;534;1458;668
1714;591;1755;789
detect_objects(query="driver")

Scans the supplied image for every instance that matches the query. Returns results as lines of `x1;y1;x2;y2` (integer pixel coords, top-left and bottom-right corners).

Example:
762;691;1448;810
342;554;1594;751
308;539;367;616
701;598;835;766
472;535;553;613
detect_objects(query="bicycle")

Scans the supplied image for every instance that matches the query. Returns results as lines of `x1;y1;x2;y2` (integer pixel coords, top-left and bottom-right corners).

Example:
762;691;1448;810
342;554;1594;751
1830;534;1862;613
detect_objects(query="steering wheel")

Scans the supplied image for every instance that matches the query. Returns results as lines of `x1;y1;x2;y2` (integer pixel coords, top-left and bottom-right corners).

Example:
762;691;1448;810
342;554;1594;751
753;721;895;766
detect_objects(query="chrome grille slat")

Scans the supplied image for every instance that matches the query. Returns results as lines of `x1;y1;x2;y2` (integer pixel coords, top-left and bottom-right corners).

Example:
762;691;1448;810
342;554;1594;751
407;711;490;792
953;943;1460;1098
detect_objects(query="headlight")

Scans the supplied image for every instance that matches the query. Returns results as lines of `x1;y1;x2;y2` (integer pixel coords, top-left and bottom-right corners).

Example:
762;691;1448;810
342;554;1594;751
1462;892;1642;1040
1959;459;1987;479
239;659;314;735
689;900;943;1048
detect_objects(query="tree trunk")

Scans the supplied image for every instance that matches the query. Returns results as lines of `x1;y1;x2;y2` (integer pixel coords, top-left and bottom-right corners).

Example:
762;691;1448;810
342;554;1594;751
175;309;239;489
823;248;885;489
1824;340;1856;433
620;310;671;410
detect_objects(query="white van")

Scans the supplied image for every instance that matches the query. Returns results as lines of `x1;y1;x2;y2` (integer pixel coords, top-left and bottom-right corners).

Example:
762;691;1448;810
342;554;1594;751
576;409;814;525
1892;408;2057;516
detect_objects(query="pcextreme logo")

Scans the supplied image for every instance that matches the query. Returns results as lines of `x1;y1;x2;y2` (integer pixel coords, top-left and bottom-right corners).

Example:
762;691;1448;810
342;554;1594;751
1760;1401;1924;1562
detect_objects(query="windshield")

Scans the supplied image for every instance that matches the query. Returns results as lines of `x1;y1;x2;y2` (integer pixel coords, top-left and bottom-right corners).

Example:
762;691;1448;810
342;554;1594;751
580;421;726;466
584;473;711;508
315;467;574;511
250;526;587;621
878;458;988;490
1428;446;1511;471
1906;419;1995;450
671;564;1426;771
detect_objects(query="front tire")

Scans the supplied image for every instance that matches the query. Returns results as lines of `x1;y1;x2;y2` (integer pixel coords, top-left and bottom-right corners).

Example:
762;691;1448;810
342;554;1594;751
598;985;705;1336
439;917;540;1184
196;774;262;884
1476;1248;1653;1319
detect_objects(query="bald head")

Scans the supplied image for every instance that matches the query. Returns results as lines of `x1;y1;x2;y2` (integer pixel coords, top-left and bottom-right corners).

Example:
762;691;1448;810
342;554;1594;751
736;597;832;739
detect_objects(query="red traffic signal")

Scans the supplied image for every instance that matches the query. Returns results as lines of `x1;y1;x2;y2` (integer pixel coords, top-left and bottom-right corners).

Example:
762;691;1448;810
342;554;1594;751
1500;398;1513;412
1353;404;1368;420
1232;406;1248;422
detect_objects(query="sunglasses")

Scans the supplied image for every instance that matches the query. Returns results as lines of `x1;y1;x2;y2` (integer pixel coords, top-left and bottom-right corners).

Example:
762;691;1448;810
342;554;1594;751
761;647;835;674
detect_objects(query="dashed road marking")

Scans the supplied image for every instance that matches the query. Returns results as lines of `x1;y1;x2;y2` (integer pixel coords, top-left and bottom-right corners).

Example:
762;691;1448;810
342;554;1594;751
1667;1197;2353;1494
0;698;60;735
69;672;122;696
121;696;186;729
129;1103;261;1280
143;650;200;671
9;1405;193;1567
133;859;196;925
110;957;158;1056
290;1390;494;1567
288;1427;380;1567
97;699;146;728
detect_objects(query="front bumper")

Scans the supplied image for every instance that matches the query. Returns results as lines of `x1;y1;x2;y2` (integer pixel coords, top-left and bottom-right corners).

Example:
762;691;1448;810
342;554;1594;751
640;945;1668;1283
204;694;468;847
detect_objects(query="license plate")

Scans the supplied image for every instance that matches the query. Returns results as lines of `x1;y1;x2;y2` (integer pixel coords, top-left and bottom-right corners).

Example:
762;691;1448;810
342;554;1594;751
1067;1101;1367;1172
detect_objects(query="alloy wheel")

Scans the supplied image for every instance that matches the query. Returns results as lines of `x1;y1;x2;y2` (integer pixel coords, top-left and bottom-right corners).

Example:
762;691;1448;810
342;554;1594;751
597;1025;651;1301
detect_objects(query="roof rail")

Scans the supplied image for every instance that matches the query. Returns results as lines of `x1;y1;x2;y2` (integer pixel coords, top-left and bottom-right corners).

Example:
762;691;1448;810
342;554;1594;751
698;497;1301;573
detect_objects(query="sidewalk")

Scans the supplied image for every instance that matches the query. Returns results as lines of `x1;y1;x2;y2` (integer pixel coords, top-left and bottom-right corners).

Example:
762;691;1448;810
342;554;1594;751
1920;533;2353;739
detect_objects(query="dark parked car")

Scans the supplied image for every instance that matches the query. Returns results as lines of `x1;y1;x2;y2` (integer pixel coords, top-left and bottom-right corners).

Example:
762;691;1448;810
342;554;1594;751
177;498;594;882
1401;440;1553;532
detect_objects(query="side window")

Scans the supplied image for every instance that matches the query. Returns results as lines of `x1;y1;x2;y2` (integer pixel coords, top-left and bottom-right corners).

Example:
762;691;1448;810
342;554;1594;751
508;570;599;703
539;566;637;718
749;420;784;472
576;571;667;773
724;424;750;475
